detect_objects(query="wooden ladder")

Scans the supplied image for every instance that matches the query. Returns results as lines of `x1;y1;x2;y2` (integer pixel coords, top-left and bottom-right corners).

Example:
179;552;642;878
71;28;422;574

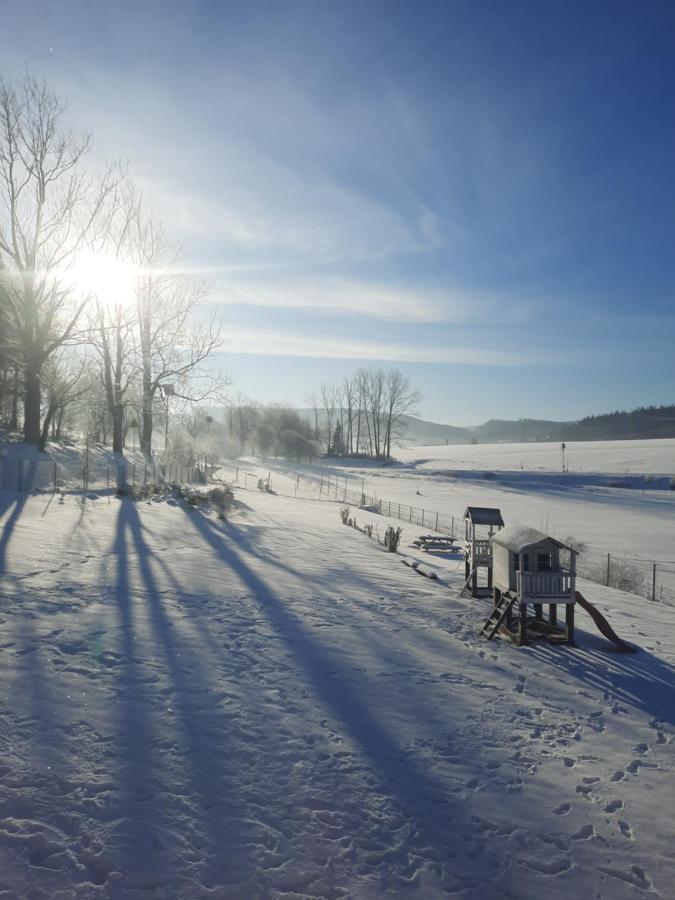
480;594;516;640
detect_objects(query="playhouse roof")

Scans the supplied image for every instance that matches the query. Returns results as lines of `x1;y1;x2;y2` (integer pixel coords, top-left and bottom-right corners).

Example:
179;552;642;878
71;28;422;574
492;524;576;554
463;507;504;526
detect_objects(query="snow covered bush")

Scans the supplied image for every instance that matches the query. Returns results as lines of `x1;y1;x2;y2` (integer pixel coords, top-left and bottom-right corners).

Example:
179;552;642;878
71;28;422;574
384;525;402;552
339;505;351;525
207;485;234;519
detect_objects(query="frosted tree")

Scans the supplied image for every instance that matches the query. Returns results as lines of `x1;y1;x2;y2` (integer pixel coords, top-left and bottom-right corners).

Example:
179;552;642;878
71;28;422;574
0;74;120;444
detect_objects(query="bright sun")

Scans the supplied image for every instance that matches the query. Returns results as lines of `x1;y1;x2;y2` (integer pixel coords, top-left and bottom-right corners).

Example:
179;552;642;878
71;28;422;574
69;251;140;308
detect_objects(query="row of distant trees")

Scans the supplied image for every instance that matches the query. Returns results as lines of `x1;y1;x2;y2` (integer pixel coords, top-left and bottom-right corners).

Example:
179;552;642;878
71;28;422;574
224;367;421;462
0;73;224;455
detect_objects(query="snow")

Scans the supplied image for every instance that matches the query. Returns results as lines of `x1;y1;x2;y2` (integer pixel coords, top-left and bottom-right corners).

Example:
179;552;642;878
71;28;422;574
395;437;675;476
1;479;674;898
259;446;675;605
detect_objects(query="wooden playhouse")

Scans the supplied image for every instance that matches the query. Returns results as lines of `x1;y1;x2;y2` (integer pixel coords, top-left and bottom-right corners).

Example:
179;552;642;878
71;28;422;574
484;524;578;645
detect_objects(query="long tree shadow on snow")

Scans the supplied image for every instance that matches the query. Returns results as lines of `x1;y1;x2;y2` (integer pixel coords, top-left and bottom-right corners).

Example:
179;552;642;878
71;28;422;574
112;499;259;890
178;505;500;890
0;491;30;576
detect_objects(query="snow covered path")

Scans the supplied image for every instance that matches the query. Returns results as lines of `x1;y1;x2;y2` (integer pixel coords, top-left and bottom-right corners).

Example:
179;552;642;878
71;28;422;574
0;488;673;898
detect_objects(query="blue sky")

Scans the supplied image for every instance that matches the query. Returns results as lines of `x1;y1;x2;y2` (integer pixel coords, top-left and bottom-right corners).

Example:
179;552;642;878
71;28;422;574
3;0;675;424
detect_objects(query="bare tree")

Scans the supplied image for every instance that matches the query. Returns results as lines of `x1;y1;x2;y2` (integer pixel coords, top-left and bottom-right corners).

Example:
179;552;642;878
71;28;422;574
227;392;258;454
127;201;225;457
304;389;322;442
38;349;93;450
92;299;137;454
0;74;121;445
382;368;421;458
320;382;340;455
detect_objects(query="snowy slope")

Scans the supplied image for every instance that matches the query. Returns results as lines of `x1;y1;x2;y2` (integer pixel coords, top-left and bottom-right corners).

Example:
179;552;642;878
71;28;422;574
0;485;673;898
396;437;675;475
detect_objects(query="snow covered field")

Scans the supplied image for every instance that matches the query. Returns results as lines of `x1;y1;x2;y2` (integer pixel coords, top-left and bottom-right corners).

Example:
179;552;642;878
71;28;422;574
255;446;675;607
396;437;675;476
1;480;674;898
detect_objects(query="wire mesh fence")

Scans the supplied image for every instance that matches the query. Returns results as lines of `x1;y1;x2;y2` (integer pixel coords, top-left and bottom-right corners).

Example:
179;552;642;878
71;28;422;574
3;452;673;607
220;459;675;608
0;455;211;496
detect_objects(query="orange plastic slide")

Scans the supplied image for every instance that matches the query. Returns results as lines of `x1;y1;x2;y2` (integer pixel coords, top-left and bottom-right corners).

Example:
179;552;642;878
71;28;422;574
575;592;637;653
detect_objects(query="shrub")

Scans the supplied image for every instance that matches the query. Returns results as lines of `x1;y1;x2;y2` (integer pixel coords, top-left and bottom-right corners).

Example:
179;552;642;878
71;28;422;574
339;505;350;525
207;485;234;519
384;525;402;552
583;557;646;596
118;482;163;500
364;523;373;538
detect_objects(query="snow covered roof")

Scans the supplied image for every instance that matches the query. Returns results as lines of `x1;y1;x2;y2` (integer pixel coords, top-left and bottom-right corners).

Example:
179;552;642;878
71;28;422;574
492;524;575;554
463;507;504;526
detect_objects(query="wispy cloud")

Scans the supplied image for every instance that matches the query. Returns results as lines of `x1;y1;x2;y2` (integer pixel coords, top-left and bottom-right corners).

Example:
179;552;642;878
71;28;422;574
223;327;566;367
214;277;488;323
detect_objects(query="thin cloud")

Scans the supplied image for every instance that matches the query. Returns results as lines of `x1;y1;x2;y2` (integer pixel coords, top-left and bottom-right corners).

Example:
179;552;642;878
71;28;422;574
222;327;563;366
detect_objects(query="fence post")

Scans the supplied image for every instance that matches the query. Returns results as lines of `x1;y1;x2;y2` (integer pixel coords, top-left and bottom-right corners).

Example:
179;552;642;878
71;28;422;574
435;512;439;532
652;563;656;602
398;503;401;517
451;516;454;536
409;507;412;523
606;553;611;586
422;509;425;527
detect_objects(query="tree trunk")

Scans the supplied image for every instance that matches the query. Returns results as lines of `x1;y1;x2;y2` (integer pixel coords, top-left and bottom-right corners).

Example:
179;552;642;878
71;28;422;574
38;399;57;452
112;405;124;454
23;363;42;445
9;367;19;430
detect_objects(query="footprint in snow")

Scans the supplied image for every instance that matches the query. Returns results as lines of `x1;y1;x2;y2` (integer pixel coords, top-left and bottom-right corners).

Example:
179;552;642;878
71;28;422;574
618;820;633;839
604;799;623;813
597;864;653;892
553;803;571;816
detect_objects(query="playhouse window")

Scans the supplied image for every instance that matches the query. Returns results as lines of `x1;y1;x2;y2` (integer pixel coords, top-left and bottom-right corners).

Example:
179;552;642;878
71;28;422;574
514;553;530;572
537;552;553;571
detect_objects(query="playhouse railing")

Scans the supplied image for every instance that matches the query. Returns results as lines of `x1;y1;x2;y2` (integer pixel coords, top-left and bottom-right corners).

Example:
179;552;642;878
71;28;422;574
468;538;492;564
518;570;575;601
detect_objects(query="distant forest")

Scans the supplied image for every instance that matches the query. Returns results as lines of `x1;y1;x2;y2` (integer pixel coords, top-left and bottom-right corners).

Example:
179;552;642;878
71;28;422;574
562;405;675;441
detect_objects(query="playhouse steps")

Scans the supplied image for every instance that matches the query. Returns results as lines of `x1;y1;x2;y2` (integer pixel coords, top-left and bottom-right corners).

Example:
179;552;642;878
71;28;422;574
481;594;516;640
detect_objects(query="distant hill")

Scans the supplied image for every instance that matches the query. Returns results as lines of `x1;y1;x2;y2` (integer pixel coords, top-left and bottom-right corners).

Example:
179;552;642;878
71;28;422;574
472;418;570;444
396;415;472;446
562;405;675;441
216;402;675;448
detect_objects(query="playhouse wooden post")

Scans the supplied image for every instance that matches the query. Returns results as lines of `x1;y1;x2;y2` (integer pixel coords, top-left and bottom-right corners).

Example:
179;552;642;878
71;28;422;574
533;603;543;620
519;601;528;646
566;603;575;644
549;604;557;627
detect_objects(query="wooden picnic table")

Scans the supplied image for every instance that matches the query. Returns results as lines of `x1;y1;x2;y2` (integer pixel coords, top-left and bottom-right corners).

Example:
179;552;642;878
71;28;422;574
412;534;459;550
